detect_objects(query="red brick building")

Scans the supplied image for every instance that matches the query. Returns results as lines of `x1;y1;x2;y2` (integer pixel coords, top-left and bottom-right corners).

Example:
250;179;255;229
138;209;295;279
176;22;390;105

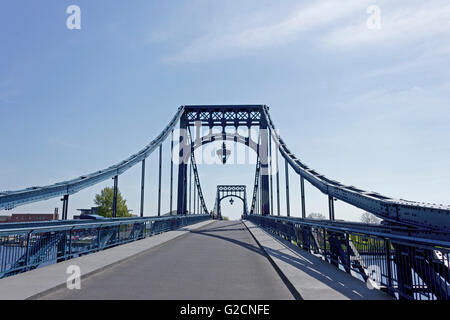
0;208;59;223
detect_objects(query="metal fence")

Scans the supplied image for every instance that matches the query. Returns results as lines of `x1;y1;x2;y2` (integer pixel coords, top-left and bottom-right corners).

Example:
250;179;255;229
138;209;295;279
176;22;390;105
0;215;210;279
247;215;450;300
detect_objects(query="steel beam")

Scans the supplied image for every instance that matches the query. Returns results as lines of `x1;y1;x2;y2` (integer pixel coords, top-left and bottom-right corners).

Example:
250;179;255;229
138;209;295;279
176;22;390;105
177;116;188;215
328;195;335;221
260;119;270;216
285;159;290;217
169;130;174;215
158;144;162;217
112;175;118;218
269;127;274;215
189;162;192;214
140;159;145;217
193;182;196;215
300;176;306;219
275;147;281;216
61;195;69;220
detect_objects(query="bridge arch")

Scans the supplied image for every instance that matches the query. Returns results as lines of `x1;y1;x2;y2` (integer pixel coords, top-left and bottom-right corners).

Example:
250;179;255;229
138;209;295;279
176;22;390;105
177;106;271;216
214;185;248;220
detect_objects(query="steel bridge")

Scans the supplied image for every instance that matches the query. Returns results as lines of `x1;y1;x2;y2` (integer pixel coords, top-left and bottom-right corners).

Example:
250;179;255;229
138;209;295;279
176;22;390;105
0;105;449;300
214;185;248;220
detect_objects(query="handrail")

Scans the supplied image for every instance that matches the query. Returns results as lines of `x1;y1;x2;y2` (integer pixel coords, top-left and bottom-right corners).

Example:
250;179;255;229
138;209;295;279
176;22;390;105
0;215;210;234
254;215;450;248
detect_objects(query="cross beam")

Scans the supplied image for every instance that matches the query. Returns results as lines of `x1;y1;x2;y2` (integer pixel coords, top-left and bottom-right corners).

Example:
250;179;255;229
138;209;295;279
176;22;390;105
177;105;270;216
215;185;248;219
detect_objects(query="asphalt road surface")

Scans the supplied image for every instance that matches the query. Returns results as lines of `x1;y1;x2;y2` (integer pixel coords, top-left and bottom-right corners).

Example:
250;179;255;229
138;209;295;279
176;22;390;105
40;221;294;300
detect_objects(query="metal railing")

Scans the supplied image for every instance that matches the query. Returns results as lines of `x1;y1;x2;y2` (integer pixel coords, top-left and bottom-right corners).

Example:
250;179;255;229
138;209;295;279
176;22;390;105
247;215;450;300
0;215;210;279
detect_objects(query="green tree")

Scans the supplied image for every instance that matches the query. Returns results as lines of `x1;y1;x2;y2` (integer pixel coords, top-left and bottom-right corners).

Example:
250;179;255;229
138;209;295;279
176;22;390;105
360;212;382;224
94;187;131;218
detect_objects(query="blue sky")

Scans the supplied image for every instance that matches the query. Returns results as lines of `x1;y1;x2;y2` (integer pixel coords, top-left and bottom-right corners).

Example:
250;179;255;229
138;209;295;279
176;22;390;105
1;0;449;221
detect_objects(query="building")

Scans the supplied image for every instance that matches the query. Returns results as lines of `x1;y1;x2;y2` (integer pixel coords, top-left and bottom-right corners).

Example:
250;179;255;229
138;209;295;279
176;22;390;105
0;208;59;223
73;207;99;219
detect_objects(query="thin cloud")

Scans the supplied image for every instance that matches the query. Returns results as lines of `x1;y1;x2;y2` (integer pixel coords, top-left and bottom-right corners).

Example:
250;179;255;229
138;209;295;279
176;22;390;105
323;2;450;47
163;1;450;65
164;0;370;63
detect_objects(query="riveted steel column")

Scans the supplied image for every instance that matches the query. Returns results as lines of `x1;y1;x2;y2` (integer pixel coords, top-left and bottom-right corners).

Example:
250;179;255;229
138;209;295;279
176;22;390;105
275;146;281;216
112;175;118;218
269;127;274;215
256;174;260;214
328;195;335;221
193;182;196;215
260;115;270;216
285;159;290;217
177;114;188;215
158;144;162;217
188;163;194;214
169;130;174;215
197;193;200;215
300;176;306;219
140;159;145;217
189;162;192;214
61;195;69;220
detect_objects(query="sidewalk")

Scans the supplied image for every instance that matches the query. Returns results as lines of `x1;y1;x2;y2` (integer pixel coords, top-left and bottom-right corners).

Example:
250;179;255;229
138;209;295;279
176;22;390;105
243;220;391;300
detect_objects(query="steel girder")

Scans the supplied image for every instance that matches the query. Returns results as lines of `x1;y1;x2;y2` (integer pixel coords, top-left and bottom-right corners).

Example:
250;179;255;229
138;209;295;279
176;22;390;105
215;185;248;219
261;107;450;231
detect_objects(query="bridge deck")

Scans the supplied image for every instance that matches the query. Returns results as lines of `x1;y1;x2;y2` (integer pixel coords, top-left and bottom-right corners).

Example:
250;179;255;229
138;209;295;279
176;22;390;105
0;220;392;300
39;221;295;300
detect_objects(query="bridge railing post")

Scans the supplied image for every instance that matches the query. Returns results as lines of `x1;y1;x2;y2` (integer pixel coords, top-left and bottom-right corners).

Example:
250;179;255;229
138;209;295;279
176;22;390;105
323;228;328;262
345;232;351;274
24;231;32;272
385;239;394;296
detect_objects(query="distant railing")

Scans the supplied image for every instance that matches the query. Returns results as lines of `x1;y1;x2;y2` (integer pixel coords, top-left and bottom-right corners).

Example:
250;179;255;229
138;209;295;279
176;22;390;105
247;215;450;300
0;215;210;279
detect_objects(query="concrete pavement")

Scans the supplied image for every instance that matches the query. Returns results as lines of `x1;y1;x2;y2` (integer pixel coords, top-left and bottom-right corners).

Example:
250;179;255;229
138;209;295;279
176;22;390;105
40;221;295;300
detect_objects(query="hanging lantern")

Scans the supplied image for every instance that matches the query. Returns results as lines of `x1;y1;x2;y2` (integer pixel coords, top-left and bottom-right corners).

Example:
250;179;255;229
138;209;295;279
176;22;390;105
229;198;235;205
216;142;231;165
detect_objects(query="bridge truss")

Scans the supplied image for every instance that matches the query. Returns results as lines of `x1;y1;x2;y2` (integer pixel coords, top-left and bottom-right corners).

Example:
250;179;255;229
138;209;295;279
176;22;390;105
214;185;248;219
1;105;450;300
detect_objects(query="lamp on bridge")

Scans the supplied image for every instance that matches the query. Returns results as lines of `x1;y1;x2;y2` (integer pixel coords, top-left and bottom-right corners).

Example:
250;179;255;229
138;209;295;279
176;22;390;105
216;142;231;165
229;198;234;205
